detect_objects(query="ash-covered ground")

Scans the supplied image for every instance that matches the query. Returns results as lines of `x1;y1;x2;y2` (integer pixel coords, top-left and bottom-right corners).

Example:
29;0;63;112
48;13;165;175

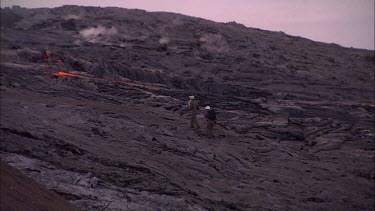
1;5;374;211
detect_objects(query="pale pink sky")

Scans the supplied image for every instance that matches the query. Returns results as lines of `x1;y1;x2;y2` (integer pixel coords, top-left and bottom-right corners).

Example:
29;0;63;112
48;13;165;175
1;0;374;50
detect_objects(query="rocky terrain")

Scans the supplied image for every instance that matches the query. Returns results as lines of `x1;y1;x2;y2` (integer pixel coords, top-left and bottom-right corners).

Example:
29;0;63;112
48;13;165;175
1;161;80;211
1;5;374;211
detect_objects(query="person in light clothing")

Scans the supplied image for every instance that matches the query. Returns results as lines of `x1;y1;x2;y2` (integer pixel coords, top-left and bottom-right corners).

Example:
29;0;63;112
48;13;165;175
188;96;200;130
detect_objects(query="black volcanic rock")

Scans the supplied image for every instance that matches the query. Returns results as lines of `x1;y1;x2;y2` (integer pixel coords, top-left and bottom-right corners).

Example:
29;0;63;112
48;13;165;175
0;5;374;211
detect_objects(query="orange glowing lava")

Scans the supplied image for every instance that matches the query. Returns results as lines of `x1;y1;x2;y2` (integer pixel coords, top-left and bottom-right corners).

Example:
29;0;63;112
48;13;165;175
52;71;82;77
51;71;149;88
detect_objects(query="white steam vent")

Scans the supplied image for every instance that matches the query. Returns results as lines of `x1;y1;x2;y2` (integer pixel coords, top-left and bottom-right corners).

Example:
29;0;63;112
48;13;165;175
79;25;118;43
159;37;171;45
63;14;81;20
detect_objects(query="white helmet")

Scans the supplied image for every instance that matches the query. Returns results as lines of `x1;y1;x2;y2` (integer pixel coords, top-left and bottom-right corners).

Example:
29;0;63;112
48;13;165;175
189;96;195;99
205;106;211;110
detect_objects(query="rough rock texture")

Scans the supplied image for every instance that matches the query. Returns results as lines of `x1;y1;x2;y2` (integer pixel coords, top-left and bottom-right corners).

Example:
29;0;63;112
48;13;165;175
0;161;80;211
1;5;374;211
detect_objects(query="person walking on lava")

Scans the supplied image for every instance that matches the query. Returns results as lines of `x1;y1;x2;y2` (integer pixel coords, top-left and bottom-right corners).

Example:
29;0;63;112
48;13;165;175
188;96;200;130
204;106;216;138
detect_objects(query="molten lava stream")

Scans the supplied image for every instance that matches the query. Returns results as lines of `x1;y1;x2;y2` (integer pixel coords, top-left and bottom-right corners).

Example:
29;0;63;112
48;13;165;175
52;71;149;88
52;71;82;77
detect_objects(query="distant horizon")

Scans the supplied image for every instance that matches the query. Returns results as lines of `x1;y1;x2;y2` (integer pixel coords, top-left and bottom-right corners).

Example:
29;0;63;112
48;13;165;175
1;0;374;50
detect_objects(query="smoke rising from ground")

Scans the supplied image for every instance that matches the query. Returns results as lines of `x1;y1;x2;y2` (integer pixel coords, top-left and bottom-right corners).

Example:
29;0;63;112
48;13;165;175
79;25;118;43
63;14;81;20
159;37;170;45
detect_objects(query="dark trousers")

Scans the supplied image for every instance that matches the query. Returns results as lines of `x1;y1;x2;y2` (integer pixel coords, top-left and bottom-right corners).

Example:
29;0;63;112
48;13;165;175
206;120;215;138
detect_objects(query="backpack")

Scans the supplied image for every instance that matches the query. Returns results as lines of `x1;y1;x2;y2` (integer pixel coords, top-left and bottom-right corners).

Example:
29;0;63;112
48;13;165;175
207;110;216;121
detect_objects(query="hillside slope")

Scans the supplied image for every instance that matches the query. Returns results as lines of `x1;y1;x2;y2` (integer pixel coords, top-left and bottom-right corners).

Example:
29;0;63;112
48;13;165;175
1;5;374;211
